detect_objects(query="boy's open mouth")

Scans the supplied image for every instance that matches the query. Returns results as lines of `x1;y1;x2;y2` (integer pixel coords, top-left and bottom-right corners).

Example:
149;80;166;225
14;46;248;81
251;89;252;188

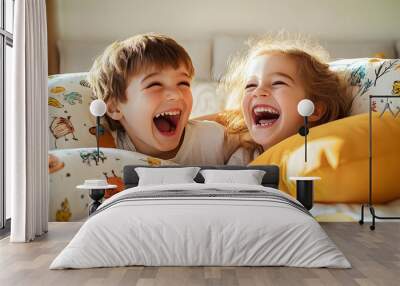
252;105;280;127
153;110;181;135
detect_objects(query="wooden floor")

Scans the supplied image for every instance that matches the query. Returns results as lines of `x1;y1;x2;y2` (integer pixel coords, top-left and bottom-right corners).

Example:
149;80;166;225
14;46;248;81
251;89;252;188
0;222;399;286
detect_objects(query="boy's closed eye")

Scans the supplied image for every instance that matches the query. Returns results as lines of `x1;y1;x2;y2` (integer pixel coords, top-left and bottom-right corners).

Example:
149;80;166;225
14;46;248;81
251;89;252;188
145;82;162;89
144;80;190;90
178;81;191;87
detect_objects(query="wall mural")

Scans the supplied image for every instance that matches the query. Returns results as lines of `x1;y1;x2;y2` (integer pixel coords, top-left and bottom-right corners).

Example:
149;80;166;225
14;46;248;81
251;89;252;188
47;36;400;222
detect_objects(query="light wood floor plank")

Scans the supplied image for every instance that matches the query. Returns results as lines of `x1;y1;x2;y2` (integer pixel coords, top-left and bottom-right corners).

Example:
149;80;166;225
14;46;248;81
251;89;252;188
0;222;399;286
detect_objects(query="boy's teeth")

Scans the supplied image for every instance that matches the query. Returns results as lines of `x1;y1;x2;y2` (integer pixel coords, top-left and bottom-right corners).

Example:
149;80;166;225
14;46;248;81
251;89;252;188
166;111;180;116
155;110;181;117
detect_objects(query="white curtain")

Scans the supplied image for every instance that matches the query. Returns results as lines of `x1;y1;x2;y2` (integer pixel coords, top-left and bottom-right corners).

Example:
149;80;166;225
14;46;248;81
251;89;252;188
7;0;49;242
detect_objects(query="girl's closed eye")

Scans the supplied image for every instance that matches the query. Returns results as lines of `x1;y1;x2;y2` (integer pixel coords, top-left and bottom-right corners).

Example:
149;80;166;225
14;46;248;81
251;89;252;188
272;81;287;86
245;83;257;90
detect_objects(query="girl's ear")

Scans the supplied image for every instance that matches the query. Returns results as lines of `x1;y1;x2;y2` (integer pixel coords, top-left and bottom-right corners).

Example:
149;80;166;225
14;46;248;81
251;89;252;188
308;101;326;122
106;99;123;120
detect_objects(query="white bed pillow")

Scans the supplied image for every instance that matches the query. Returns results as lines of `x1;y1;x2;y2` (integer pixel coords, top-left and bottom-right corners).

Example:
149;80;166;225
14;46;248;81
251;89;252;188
135;167;201;186
200;169;266;185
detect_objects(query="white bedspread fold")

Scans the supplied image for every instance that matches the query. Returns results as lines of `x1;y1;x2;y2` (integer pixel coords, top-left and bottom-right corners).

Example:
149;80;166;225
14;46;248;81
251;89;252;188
50;183;350;269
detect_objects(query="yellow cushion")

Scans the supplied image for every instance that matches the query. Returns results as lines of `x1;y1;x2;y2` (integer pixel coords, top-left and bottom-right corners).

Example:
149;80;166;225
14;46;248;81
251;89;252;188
250;112;400;204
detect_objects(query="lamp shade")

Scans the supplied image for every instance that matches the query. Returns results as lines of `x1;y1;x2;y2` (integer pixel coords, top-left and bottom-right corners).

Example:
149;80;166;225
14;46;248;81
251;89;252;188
90;99;107;117
297;99;314;117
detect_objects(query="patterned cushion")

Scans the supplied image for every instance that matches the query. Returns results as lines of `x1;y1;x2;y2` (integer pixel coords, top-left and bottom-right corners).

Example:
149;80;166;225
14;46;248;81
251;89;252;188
48;73;97;149
329;58;400;115
49;147;177;221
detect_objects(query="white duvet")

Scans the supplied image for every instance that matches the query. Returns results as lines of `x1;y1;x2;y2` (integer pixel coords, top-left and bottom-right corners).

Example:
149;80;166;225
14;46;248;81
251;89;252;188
50;183;350;269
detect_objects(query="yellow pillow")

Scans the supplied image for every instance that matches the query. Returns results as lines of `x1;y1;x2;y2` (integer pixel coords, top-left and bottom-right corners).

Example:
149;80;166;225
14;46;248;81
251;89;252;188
250;113;400;204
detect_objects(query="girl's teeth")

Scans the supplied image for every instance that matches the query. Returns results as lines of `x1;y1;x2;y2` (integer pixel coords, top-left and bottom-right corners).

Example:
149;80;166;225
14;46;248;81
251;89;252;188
254;107;279;114
257;119;276;126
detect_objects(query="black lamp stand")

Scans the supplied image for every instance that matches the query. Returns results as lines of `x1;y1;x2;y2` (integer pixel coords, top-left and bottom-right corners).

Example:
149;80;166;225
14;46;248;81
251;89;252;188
96;116;100;163
296;180;314;210
89;189;105;215
298;116;309;162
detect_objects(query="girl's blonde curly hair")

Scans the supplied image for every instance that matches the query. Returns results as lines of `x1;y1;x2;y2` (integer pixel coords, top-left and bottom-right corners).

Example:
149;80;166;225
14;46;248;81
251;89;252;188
216;32;352;153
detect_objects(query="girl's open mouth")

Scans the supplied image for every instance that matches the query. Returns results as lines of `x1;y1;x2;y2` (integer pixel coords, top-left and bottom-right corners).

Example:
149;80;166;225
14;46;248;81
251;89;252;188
153;110;181;136
252;105;280;127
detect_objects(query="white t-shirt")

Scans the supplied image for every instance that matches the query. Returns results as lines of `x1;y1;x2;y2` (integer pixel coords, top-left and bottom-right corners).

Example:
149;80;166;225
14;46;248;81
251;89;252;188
227;147;261;166
116;120;226;165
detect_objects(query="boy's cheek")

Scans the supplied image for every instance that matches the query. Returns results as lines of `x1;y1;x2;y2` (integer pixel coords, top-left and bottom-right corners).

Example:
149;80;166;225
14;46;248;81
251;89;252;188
185;90;193;104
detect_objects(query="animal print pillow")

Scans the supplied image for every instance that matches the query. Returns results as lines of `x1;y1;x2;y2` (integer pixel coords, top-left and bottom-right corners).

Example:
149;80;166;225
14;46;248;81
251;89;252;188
48;73;102;149
49;147;177;222
329;58;400;115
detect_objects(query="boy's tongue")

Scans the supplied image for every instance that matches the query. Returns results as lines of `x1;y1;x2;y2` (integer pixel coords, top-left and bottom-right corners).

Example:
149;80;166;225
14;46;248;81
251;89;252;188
154;114;179;133
154;118;171;132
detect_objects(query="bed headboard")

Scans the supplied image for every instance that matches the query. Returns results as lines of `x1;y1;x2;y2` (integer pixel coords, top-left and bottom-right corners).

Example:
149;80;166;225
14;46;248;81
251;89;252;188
56;37;400;81
123;165;280;189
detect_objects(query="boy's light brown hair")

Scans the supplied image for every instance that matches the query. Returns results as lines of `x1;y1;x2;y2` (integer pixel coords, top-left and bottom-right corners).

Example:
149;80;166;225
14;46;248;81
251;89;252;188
88;33;195;130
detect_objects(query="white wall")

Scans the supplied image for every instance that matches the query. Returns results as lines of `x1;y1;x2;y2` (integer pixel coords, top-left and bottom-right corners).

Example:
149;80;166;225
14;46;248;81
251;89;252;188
52;0;400;41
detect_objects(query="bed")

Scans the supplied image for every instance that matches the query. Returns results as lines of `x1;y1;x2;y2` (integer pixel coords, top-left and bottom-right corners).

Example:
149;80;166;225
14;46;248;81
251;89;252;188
50;165;350;269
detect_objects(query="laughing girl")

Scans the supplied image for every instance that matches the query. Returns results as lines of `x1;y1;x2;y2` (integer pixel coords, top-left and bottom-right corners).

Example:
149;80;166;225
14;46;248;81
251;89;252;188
218;34;352;164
